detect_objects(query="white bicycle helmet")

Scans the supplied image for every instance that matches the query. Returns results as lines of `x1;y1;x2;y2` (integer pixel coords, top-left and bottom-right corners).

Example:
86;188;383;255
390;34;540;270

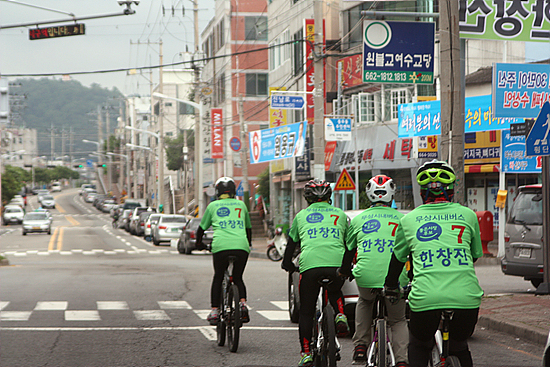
365;175;396;204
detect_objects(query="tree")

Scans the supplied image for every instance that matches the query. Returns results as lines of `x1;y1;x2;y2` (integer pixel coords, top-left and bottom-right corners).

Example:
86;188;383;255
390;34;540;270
257;167;270;205
1;165;30;204
165;132;194;171
34;167;51;184
50;166;79;180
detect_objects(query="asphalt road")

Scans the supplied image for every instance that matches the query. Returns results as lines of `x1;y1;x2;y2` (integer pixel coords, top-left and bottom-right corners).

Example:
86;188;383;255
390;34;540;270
0;190;545;367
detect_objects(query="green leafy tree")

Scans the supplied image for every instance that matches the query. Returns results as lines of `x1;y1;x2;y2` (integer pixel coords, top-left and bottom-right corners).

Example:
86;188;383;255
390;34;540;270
165;132;194;171
50;166;79;180
34;167;51;184
1;166;29;204
257;167;270;205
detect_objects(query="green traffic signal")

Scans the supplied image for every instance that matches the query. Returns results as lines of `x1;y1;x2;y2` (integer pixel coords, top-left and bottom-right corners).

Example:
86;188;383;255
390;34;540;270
102;164;107;167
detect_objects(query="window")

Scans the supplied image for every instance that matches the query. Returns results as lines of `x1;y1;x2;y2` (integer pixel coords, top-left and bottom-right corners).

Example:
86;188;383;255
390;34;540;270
245;16;267;41
270;29;290;70
358;93;379;124
391;89;408;120
215;73;226;105
246;73;268;96
293;29;304;77
179;102;195;115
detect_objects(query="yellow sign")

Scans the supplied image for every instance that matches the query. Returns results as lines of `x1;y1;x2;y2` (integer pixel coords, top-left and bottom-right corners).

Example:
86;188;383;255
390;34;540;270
269;87;287;128
334;168;356;191
464;131;501;164
418;135;438;159
495;189;508;208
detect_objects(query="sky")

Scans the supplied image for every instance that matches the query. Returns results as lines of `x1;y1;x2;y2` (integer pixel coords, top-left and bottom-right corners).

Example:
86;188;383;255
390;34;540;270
0;0;216;97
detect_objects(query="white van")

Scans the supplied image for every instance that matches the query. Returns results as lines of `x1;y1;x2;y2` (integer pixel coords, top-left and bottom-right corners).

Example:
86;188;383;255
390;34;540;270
51;182;62;192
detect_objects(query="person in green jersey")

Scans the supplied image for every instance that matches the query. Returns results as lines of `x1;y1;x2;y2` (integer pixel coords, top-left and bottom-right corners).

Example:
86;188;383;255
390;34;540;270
281;179;350;367
340;175;409;366
196;177;252;325
385;160;484;367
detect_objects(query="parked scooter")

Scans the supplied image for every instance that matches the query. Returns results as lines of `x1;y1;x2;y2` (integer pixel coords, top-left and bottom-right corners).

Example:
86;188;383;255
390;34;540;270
267;227;287;261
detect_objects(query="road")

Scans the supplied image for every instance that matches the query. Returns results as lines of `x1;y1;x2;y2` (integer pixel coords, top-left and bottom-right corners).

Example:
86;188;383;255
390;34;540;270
0;190;545;366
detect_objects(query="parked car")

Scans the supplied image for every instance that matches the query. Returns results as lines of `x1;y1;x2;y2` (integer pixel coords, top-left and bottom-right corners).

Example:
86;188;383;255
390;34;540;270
121;200;143;211
85;192;97;203
119;209;133;231
143;213;162;240
501;184;544;288
80;183;94;196
2;205;25;225
40;195;56;209
22;212;51;235
151;214;188;246
177;217;213;254
101;199;117;213
9;195;25;208
51;181;62;192
134;211;156;236
36;190;50;203
129;207;156;235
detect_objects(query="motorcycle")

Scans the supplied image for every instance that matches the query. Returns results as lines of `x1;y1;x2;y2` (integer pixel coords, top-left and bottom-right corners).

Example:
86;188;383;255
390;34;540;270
267;227;287;261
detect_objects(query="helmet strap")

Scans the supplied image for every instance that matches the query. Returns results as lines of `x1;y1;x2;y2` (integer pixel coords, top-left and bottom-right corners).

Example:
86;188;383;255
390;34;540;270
219;194;230;199
371;202;390;208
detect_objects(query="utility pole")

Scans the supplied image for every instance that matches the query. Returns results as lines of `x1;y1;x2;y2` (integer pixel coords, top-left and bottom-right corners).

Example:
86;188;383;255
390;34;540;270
192;0;203;216
439;0;465;205
313;0;325;180
97;105;103;165
105;107;111;193
50;124;55;165
239;99;250;211
158;39;165;212
61;128;66;165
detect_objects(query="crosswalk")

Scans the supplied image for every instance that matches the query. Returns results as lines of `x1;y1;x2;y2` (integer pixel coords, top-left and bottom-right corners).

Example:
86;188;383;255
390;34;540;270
0;300;291;323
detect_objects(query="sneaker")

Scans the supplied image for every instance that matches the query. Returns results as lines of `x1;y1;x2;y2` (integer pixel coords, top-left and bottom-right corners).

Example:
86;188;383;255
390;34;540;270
207;308;219;325
352;344;367;364
298;352;314;367
240;303;250;323
335;313;350;337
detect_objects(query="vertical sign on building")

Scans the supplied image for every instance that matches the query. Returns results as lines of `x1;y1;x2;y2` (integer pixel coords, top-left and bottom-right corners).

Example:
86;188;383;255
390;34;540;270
211;108;224;159
305;19;315;125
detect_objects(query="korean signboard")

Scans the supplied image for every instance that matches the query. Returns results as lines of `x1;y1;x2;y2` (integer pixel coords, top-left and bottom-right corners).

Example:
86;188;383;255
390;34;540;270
493;63;550;118
325;118;352;141
459;0;550;43
249;121;307;164
417;136;438;159
270;87;287;128
337;54;363;91
502;129;542;173
398;94;520;138
211;108;224;159
363;20;435;84
464;131;500;164
295;136;311;181
305;19;315;124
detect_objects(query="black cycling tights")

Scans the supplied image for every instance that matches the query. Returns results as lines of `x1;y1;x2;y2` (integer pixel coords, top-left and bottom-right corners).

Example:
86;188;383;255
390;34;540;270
298;267;345;354
408;308;479;367
211;249;249;308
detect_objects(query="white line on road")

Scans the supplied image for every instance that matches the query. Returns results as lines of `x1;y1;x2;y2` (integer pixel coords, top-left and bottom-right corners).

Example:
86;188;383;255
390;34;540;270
0;325;298;332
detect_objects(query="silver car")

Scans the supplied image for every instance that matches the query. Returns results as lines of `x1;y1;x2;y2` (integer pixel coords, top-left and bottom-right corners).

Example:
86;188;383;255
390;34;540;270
22;212;52;235
40;195;56;209
3;205;25;225
144;213;162;240
151;215;188;246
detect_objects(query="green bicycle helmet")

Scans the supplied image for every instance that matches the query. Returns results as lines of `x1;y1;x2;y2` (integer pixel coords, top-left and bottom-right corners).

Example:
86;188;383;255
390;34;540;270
416;160;456;202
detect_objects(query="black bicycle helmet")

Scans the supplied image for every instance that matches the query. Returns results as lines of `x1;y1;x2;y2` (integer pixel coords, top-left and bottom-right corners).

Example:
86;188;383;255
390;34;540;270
215;177;236;198
304;179;332;204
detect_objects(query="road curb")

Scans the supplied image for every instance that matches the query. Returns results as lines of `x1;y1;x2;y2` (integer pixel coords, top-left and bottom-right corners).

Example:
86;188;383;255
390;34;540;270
477;314;548;346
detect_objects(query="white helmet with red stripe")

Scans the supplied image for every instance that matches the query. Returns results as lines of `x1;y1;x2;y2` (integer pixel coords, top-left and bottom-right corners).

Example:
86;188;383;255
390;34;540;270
365;175;396;204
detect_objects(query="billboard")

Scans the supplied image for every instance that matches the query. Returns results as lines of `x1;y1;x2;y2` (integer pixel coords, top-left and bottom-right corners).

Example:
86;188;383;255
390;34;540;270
249;121;307;164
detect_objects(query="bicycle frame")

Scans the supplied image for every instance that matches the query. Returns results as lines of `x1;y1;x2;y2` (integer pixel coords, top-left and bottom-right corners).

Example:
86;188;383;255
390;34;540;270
312;278;340;367
216;256;241;353
366;290;396;367
429;310;461;367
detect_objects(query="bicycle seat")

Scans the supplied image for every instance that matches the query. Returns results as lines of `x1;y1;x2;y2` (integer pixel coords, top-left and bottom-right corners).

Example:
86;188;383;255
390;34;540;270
317;277;334;286
227;256;237;263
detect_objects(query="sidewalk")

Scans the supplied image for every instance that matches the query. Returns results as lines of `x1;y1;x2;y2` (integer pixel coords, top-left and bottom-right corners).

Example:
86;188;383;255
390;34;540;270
250;238;550;346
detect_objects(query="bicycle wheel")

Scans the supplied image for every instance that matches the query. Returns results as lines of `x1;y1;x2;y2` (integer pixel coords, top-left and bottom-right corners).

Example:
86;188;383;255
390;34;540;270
216;287;226;347
376;319;387;367
322;305;337;367
444;355;462;367
227;283;241;353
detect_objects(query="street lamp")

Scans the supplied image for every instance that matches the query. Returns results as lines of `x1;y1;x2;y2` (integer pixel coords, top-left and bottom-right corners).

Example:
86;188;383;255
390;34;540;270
152;92;204;216
82;140;101;164
107;152;130;199
126;143;158;208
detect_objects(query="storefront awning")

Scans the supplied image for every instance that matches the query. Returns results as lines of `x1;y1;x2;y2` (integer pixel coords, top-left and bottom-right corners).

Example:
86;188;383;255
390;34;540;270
464;164;500;173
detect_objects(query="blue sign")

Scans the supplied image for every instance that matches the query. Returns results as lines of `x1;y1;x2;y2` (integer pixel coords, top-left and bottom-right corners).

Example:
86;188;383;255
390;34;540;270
363;20;435;84
249;121;307;164
526;101;550;157
236;181;244;197
398;95;520;138
229;137;241;152
493;63;550;118
203;158;214;164
271;95;305;109
502;129;541;173
86;159;93;168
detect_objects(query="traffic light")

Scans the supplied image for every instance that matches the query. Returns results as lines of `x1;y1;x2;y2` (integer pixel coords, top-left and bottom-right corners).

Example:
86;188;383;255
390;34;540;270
101;164;107;167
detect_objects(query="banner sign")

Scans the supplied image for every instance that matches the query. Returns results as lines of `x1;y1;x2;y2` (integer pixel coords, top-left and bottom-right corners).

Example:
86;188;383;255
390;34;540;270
502;129;542;173
459;0;550;43
305;19;315;124
363;20;435;84
295;136;311;180
337;54;363;91
211;108;224;159
493;63;550;118
270;87;287;128
398;95;520;138
249;121;307;164
417;136;438;159
325;118;352;141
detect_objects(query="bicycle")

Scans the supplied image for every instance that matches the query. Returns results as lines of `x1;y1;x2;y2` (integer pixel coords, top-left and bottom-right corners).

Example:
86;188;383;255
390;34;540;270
311;277;342;367
216;256;242;353
428;310;462;367
365;289;396;367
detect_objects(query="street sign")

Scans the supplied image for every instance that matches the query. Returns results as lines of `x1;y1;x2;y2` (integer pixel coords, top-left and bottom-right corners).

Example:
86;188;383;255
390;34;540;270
325;118;352;141
526;101;550;157
86;159;93;168
236;181;244;196
29;24;85;40
334;168;356;191
229;137;241;152
510;119;535;136
270;95;305;109
203;158;214;163
502;130;541;173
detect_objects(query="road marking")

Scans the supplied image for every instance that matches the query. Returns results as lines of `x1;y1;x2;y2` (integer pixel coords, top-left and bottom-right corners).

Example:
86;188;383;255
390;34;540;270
48;227;60;251
257;310;289;320
56;203;66;213
271;301;288;310
34;301;68;311
97;301;129;310
158;301;191;310
0;325;298;332
133;310;170;320
0;311;32;321
57;227;64;251
65;310;101;321
0;302;9;310
65;216;80;226
198;326;217;340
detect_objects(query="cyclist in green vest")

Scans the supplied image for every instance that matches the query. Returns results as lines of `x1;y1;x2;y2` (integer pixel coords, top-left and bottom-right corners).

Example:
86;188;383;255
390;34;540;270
196;177;252;325
385;160;483;367
340;175;409;366
281;179;350;367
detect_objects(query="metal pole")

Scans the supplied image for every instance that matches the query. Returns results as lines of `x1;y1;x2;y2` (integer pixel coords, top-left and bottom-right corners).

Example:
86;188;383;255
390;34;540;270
313;0;325;180
239;98;250;211
536;156;550;294
158;40;165;212
193;0;203;216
